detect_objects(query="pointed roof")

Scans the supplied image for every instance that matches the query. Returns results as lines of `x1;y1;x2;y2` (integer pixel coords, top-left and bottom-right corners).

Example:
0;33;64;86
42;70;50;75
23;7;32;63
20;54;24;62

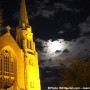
0;33;21;58
19;0;29;26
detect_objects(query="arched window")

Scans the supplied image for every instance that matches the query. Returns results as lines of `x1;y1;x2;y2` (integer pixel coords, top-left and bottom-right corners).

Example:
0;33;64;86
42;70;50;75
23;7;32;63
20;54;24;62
0;49;15;88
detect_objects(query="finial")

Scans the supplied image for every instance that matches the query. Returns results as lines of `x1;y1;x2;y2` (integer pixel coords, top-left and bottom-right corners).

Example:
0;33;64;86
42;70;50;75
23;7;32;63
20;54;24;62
22;22;26;29
6;25;11;33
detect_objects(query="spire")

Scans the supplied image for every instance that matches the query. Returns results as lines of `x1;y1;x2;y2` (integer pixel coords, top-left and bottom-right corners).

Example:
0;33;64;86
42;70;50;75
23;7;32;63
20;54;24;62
19;0;29;26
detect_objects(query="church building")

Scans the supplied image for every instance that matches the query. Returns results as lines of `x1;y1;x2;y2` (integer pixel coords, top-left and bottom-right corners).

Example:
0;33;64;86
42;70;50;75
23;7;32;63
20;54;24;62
0;0;41;90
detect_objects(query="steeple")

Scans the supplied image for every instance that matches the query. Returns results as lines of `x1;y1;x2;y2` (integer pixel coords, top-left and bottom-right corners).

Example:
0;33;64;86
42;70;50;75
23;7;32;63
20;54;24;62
19;0;29;26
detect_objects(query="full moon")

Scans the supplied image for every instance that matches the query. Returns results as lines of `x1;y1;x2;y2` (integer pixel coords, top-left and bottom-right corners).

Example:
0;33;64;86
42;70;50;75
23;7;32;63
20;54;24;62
48;41;62;53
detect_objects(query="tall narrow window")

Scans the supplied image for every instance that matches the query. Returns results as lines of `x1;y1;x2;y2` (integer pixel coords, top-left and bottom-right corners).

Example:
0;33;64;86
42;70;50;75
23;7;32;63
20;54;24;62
0;49;15;88
27;40;30;49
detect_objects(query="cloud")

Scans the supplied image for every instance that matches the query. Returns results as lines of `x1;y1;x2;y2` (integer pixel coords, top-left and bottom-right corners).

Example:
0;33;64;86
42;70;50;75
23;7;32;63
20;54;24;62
58;23;73;36
62;49;70;53
57;23;80;41
36;38;72;67
41;10;55;17
67;35;90;60
35;1;81;18
36;38;67;59
54;3;73;11
12;0;82;20
36;34;90;67
34;0;55;18
59;23;72;31
55;50;62;53
78;16;90;35
58;31;64;34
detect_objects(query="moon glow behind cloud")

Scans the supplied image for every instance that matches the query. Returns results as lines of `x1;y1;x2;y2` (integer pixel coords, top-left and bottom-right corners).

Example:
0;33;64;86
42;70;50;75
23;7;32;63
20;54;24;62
48;41;62;53
46;40;66;54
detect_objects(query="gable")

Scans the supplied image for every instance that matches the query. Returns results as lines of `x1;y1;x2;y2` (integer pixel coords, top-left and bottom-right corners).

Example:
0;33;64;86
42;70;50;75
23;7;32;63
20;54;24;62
0;33;22;58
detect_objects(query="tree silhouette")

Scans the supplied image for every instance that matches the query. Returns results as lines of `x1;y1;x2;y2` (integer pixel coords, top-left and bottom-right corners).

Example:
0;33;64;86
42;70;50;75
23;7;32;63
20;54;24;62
59;60;90;87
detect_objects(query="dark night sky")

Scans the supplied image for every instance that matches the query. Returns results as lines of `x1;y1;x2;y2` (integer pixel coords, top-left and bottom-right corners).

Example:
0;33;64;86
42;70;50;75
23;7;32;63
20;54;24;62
1;0;90;89
2;0;90;39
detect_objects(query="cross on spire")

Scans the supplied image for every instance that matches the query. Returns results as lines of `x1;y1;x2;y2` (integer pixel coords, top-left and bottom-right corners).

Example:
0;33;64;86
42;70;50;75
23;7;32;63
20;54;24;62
6;25;11;33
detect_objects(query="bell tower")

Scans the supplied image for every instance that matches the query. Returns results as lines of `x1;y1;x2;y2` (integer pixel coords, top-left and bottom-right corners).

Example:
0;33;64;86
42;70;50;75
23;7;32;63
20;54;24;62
16;0;41;90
